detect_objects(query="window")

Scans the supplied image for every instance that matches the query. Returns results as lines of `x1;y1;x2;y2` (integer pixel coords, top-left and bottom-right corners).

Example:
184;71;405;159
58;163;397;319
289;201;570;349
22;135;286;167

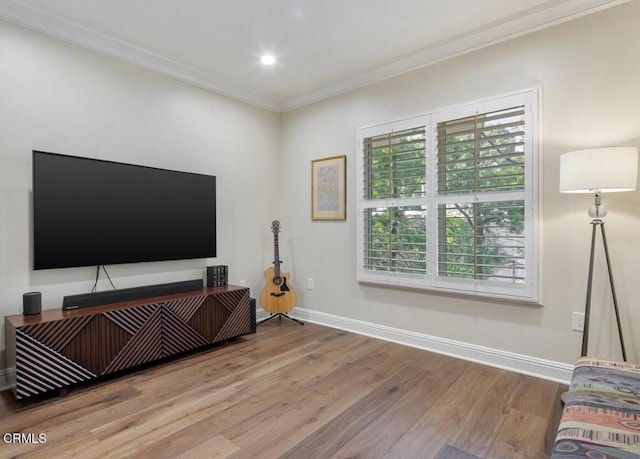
356;90;538;302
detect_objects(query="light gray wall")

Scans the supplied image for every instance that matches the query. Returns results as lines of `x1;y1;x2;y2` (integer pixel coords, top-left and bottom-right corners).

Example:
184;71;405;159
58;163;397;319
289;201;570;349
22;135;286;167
280;1;640;365
1;2;639;373
0;20;281;353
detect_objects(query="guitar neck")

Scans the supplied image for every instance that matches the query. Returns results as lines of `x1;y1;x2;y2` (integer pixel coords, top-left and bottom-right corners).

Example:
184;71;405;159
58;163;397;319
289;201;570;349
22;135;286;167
273;233;281;276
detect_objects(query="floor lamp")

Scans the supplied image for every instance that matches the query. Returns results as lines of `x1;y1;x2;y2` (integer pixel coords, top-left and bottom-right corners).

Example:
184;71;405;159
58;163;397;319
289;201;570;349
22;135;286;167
559;147;638;361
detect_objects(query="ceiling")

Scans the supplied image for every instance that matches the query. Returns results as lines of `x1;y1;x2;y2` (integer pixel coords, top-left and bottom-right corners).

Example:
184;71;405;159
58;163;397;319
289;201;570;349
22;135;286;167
0;0;629;112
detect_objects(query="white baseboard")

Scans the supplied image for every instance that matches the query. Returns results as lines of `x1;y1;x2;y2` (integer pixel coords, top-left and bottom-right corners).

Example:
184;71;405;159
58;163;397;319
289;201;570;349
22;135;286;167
257;307;573;384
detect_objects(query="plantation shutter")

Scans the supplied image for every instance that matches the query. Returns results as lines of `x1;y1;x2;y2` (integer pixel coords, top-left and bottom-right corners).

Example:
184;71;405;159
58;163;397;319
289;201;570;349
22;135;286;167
361;124;428;275
435;105;527;284
436;107;525;195
363;126;427;200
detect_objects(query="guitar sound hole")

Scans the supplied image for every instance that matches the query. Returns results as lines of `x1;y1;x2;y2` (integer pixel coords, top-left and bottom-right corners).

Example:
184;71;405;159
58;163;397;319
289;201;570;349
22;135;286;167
273;276;283;286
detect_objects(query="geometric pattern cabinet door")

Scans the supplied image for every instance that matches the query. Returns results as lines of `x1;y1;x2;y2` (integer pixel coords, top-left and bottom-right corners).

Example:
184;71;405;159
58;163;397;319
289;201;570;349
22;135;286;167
5;286;253;399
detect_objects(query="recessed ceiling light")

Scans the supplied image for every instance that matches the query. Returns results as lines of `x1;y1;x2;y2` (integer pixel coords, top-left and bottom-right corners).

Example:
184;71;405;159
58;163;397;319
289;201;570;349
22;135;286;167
260;54;276;66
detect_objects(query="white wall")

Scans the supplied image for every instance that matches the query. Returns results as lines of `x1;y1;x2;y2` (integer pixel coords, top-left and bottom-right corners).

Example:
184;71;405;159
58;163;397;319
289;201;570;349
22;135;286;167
0;20;281;361
280;1;640;366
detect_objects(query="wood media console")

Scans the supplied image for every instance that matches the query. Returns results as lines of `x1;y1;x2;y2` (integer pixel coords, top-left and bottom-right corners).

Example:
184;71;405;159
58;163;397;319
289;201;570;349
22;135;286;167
5;285;255;399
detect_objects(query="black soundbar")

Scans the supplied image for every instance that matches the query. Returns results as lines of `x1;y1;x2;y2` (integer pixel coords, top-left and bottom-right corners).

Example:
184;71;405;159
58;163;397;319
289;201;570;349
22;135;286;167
62;279;204;310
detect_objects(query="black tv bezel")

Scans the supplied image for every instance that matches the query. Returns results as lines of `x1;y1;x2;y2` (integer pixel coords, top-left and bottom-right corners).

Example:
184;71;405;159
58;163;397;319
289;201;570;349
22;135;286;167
32;150;217;270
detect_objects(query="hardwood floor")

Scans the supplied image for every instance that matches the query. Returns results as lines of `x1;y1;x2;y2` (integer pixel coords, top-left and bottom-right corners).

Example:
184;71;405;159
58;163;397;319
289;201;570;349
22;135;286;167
0;319;566;458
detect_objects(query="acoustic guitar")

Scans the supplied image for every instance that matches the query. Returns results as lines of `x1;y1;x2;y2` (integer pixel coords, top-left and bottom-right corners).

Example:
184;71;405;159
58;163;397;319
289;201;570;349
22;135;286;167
260;220;297;314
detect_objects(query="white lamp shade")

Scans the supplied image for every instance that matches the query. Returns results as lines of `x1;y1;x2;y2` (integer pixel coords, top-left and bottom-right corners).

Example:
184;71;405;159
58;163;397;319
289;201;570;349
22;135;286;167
560;147;638;193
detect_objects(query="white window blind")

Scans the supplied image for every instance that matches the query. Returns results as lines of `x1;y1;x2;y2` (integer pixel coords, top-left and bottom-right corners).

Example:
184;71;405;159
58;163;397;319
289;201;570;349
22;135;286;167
361;123;428;276
357;90;538;302
436;201;525;283
435;106;527;286
436;106;525;195
363;127;426;200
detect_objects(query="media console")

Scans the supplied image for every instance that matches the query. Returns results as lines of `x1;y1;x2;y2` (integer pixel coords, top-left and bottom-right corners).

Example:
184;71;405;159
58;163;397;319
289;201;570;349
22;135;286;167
5;285;254;399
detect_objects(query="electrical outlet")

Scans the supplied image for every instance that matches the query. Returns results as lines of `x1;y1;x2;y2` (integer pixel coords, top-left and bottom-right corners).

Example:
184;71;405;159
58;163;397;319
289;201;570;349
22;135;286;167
307;278;314;290
572;312;585;331
239;280;247;287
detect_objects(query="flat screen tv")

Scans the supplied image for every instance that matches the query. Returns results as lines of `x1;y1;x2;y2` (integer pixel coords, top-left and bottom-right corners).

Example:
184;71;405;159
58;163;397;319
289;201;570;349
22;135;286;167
33;151;216;270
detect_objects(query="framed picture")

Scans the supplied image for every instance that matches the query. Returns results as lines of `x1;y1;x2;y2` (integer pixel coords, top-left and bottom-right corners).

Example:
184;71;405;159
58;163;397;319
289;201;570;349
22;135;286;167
311;155;346;220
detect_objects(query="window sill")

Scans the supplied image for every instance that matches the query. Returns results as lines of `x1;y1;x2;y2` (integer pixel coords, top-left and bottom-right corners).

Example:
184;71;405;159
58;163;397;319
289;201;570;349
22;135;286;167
357;276;542;307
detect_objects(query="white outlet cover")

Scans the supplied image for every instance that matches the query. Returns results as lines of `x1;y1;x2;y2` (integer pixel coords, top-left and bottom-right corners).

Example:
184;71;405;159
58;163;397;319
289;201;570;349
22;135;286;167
572;312;585;331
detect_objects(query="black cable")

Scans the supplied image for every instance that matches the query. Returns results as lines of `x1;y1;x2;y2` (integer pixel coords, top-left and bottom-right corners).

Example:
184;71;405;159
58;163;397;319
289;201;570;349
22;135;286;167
101;265;117;290
91;265;99;292
90;265;117;292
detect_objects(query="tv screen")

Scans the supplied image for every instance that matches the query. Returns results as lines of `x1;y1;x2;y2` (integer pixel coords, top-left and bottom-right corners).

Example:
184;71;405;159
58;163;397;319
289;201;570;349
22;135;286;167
33;151;216;270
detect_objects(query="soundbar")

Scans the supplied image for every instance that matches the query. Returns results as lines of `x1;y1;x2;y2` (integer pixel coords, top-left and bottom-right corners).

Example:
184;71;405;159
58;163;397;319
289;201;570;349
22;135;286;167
62;279;204;310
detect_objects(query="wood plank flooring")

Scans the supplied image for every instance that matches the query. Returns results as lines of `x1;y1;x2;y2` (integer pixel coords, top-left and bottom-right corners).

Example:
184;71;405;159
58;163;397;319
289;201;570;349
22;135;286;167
0;319;566;458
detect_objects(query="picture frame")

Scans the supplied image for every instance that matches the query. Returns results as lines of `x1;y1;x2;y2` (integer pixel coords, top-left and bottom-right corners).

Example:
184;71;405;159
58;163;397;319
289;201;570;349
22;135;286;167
311;155;346;220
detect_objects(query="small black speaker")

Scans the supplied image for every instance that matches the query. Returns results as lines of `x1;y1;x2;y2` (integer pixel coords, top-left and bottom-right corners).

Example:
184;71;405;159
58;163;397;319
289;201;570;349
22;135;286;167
23;292;42;315
206;265;228;287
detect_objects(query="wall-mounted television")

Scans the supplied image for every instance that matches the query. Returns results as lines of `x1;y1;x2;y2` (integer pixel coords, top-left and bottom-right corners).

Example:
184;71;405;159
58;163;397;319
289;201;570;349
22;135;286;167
33;151;216;270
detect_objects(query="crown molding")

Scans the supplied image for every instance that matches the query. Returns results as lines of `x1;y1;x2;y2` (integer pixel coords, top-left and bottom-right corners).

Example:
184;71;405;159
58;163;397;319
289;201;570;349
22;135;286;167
280;0;631;112
0;0;630;113
0;0;281;112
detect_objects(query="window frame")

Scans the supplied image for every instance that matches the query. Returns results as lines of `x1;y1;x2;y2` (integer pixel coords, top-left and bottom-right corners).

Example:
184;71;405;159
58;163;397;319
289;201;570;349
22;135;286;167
356;89;540;303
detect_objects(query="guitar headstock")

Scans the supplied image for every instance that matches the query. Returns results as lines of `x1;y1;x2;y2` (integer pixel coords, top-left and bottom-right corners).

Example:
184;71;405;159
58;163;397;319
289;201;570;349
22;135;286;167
271;220;280;235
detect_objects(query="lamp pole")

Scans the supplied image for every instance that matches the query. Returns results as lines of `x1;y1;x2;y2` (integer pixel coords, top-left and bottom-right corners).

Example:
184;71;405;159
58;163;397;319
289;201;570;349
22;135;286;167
581;199;627;361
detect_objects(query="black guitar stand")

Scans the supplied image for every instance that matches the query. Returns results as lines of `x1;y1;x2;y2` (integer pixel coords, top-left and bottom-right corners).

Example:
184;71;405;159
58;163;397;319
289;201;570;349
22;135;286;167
257;313;304;326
